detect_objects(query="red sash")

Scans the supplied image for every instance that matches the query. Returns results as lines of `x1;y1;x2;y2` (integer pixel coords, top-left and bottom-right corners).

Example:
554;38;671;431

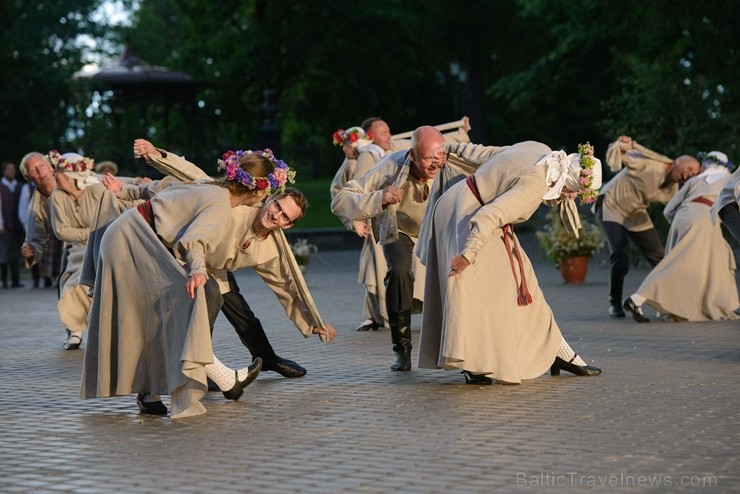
466;175;532;306
691;197;714;207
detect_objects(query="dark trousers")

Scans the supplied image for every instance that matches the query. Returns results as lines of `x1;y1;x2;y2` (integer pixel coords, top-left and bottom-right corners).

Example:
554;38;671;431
219;271;278;361
382;232;415;315
719;203;740;244
595;200;664;304
203;277;224;334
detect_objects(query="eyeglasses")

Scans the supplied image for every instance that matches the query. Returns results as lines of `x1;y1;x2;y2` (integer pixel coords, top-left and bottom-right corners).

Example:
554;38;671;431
269;199;295;225
420;151;446;165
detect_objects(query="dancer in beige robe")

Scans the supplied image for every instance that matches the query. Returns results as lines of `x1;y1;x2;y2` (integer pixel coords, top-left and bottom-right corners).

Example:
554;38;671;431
82;149;334;418
624;152;739;322
597;136;701;318
19;152;63;290
49;152;119;349
418;141;603;384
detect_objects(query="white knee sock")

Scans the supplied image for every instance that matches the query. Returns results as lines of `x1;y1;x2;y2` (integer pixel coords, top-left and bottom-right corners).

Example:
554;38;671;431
629;293;646;306
205;355;255;391
557;338;587;366
205;355;236;391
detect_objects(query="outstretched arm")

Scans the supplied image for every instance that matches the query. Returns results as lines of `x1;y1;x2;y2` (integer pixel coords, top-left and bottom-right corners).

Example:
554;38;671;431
134;138;211;182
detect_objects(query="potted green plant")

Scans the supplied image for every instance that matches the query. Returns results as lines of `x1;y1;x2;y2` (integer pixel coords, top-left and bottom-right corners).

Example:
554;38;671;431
536;207;605;284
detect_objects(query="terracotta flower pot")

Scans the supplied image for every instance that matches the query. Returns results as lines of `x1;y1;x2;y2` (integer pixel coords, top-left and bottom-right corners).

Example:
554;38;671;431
559;256;589;284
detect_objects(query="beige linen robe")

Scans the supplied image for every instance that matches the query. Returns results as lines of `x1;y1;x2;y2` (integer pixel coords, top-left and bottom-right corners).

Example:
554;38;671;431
82;184;238;415
600;140;677;231
635;171;739;321
329;157;357;230
50;184;111;332
418;141;564;383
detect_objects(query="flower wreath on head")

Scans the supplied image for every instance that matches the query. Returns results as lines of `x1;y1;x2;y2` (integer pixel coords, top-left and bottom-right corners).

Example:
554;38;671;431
697;151;734;171
218;148;296;195
331;127;374;147
46;150;95;173
576;142;599;205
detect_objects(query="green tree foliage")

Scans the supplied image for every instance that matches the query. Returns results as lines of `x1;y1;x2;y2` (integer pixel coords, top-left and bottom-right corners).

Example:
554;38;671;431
0;0;117;163
3;0;737;187
494;0;739;158
122;0;510;176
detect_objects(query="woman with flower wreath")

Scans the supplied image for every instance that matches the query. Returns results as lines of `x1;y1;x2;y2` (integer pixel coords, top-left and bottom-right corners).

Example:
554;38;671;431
329;126;373;208
48;152;138;350
329;125;392;331
81;144;334;418
417;141;604;385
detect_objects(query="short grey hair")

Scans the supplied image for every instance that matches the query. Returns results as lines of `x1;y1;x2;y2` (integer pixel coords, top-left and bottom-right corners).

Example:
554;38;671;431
19;152;51;178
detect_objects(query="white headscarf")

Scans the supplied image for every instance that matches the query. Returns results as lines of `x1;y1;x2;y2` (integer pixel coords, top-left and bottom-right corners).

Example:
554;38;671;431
536;149;603;238
59;153;100;190
538;150;603;201
699;151;733;184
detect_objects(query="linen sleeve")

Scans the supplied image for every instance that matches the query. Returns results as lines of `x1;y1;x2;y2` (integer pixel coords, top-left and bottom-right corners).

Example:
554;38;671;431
445;142;505;167
17;185;31;226
252;258;315;337
24;196;48;267
120;176;180;202
461;180;543;263
145;148;212;182
330;163;389;222
329;158;354;200
329;159;357;229
170;201;231;276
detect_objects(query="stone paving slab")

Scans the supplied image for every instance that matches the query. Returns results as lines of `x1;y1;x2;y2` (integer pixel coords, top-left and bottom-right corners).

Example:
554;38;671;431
0;237;738;493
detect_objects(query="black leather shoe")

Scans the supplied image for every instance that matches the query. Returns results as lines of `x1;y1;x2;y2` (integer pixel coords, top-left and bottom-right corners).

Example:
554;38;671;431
608;303;625;318
356;320;380;331
390;352;411;371
222;357;262;401
262;356;307;378
550;356;602;376
623;297;650;323
462;370;493;385
136;393;168;415
206;377;220;392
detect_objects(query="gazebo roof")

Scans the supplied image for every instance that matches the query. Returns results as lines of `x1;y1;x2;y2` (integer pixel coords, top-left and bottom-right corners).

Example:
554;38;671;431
74;43;197;87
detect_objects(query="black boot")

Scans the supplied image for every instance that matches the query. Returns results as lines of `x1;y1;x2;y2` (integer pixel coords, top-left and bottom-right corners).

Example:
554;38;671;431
389;310;412;371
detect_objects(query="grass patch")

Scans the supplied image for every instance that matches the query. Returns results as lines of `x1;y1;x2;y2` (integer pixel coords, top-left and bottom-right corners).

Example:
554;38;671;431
294;178;346;229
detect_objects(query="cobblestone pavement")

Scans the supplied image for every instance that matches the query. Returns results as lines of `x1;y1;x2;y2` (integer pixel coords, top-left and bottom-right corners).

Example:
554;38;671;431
1;237;738;493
